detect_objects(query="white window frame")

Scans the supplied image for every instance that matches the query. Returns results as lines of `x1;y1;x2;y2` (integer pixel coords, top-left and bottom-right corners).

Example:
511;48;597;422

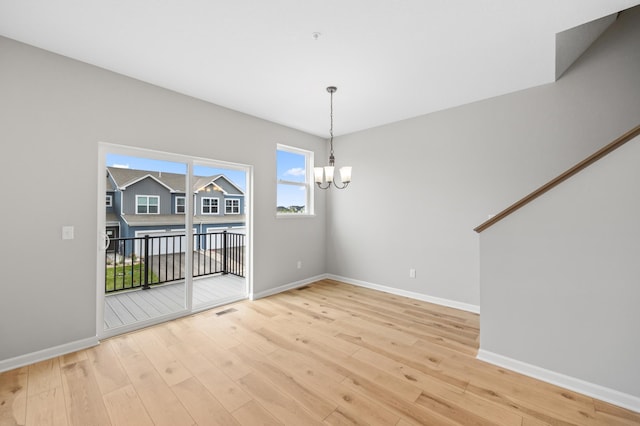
225;198;240;214
175;196;186;214
276;144;314;216
201;197;219;215
136;195;160;214
106;195;112;208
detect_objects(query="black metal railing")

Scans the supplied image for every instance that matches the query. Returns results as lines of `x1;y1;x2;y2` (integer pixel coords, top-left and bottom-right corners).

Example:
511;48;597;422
105;231;245;293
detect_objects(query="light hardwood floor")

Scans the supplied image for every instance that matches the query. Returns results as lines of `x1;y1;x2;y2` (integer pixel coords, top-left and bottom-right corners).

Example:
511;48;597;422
1;279;639;425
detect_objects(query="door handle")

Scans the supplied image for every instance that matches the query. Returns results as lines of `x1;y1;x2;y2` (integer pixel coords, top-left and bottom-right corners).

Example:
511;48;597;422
101;232;110;251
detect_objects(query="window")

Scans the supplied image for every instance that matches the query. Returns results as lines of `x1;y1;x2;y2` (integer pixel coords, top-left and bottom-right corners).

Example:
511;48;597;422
276;144;313;215
106;195;112;207
225;199;240;214
175;196;185;214
201;197;218;214
136;195;159;214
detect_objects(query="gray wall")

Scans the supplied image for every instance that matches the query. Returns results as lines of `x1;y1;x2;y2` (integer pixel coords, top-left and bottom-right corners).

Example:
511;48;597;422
195;189;223;216
327;6;640;308
555;12;617;79
2;4;639;370
122;179;171;215
479;134;640;398
0;36;327;361
215;177;243;195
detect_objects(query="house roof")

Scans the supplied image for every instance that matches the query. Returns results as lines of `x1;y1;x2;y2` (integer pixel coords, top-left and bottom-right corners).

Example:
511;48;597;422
105;171;117;192
121;214;246;227
105;212;119;226
107;167;244;195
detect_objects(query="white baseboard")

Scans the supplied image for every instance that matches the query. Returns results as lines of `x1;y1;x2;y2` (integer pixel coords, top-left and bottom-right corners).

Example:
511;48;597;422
0;336;99;373
249;274;480;316
477;349;640;413
250;274;329;300
326;274;480;314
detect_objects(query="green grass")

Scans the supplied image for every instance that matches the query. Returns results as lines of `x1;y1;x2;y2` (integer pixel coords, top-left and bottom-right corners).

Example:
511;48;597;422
105;263;159;292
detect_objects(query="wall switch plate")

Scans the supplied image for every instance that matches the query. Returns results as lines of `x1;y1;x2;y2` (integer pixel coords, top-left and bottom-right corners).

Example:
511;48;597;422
297;260;302;269
409;268;416;278
62;226;74;240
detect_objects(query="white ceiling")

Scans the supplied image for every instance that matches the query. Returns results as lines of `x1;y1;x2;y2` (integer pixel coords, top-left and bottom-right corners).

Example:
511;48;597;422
1;0;639;137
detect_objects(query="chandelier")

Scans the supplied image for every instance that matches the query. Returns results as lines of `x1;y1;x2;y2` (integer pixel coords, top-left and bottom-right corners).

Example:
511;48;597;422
314;86;352;189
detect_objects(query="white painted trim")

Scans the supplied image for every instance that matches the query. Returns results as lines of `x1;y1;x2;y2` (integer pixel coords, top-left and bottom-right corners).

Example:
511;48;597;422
121;173;175;192
276;143;314;217
326;274;480;314
250;274;480;315
0;336;99;373
225;198;240;214
135;194;160;214
275;213;317;219
250;274;329;300
201;196;219;215
477;349;640;413
175;195;186;214
98;142;252;340
212;175;245;195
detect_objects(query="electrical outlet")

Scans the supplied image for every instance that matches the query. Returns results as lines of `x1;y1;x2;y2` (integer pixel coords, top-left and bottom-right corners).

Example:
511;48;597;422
62;226;74;240
409;268;416;278
297;260;302;269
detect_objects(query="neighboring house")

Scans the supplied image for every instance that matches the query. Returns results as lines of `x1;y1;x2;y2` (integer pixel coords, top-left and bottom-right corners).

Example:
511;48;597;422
106;167;245;251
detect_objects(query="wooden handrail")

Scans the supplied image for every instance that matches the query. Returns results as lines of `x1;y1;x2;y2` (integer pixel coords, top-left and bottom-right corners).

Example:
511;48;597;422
474;124;640;233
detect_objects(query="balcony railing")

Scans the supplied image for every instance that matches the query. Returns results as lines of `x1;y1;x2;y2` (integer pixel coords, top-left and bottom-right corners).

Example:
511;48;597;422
105;231;245;293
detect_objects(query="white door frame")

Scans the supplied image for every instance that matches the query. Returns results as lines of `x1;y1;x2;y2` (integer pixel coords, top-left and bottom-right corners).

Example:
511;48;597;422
97;142;253;339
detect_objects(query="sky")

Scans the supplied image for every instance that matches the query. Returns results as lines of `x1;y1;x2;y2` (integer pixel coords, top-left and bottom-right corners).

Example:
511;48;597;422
106;154;247;191
276;149;307;208
107;152;308;207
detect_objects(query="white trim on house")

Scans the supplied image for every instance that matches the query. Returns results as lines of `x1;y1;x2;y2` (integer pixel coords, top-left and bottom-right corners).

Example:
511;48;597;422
201;197;219;214
216;175;245;195
106;194;112;207
120;173;176;192
225;198;240;214
135;194;160;214
477;349;640;414
175;195;185;214
195;175;245;196
196;182;225;194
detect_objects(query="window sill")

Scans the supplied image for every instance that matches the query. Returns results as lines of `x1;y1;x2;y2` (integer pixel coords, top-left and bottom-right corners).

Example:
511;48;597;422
276;213;316;219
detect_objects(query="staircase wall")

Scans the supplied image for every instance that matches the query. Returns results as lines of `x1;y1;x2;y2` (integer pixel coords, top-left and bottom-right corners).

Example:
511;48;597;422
479;134;640;409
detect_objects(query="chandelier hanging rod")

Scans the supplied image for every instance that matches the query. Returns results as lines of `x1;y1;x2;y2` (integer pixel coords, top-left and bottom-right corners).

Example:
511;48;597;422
314;86;352;190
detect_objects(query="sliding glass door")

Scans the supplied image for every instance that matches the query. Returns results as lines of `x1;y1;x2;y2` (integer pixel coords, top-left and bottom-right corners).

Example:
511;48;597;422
97;144;250;337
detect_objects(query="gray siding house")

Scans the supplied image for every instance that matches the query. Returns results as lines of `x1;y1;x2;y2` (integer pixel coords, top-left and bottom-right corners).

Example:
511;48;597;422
106;167;245;247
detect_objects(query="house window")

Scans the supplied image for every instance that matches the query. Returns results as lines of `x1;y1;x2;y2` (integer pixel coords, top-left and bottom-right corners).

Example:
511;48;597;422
225;199;240;214
175;196;185;214
201;197;219;214
106;195;112;207
136;195;159;214
276;144;314;215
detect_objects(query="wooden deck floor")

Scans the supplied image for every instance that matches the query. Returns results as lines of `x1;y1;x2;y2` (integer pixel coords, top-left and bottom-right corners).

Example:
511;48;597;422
104;274;246;330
